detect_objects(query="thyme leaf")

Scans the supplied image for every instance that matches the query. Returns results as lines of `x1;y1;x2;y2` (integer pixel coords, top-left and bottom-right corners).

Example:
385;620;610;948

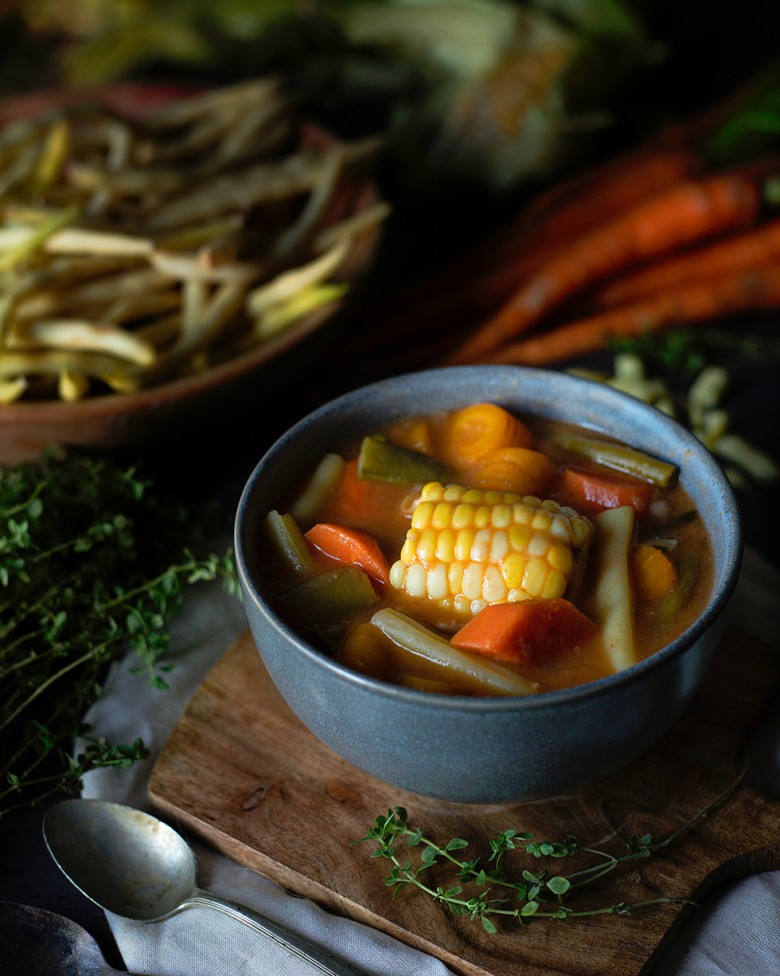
0;452;239;817
357;777;741;929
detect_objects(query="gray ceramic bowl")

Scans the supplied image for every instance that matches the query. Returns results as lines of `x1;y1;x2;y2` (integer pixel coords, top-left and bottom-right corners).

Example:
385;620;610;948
234;366;742;804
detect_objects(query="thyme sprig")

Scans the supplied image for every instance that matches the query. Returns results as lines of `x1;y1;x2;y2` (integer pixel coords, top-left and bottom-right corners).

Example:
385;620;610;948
0;452;239;817
358;778;741;932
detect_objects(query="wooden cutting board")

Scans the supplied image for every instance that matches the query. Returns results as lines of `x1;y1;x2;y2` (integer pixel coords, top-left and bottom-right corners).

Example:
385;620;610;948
148;626;780;976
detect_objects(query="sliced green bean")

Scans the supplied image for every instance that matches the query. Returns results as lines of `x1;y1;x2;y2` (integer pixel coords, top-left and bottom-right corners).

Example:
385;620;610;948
276;566;379;630
370;608;536;696
265;510;317;577
548;431;678;488
289;453;346;525
358;435;453;486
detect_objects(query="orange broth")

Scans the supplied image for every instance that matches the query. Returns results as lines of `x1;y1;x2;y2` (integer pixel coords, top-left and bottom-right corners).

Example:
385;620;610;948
263;406;713;695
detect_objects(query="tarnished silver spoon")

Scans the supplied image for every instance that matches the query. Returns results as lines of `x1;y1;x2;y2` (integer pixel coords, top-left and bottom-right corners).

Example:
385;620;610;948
0;901;137;976
43;799;369;976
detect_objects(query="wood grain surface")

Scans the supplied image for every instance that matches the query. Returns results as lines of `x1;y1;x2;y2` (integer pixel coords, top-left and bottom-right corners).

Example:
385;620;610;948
148;627;780;976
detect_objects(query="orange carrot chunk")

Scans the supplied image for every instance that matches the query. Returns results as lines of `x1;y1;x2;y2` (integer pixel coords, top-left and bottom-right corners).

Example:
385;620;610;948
305;522;390;586
632;544;678;604
328;459;409;526
473;446;558;497
452;598;596;666
441;402;533;467
559;468;657;517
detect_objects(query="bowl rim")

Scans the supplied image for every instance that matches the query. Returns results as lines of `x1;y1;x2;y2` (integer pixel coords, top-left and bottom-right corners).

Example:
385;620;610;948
235;364;744;711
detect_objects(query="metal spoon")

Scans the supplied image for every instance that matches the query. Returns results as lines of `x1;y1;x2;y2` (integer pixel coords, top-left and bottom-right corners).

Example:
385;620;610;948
43;798;369;976
0;901;136;976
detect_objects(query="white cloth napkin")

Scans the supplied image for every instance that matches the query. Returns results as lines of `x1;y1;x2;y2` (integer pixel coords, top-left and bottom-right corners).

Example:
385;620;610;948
79;548;780;976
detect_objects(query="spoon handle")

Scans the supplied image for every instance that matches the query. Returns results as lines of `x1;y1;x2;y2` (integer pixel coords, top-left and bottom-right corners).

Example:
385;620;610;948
187;889;371;976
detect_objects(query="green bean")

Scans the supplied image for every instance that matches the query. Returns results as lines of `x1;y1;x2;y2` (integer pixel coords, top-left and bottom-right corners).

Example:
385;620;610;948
370;608;536;696
15;319;157;366
0;80;388;404
248;239;349;317
547;430;678;487
277;567;379;631
265;510;317;578
358;435;453;486
289;453;347;526
0;206;80;272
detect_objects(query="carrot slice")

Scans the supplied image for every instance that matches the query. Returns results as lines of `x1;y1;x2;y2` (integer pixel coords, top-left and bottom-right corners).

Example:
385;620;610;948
305;522;390;585
327;459;407;524
452;598;596;666
473;446;558;496
558;468;657;516
632;544;678;603
442;402;532;467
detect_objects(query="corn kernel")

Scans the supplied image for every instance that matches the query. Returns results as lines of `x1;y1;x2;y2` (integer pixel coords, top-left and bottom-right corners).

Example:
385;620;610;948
528;531;549;557
412;501;435;530
513;505;532;526
462;562;483;600
509;524;531;551
417;528;438;562
431;502;452;530
548;542;574;574
454;594;471;614
448;561;464;594
452;503;473;530
541;568;566;598
455;528;475;561
427;563;449;600
443;484;464;502
474;505;491;528
531;509;552;532
389;560;406;589
550;514;572;540
405;562;427;598
482;566;508;603
422;482;444;502
400;533;418;564
471;528;492;562
492;503;511;528
501;551;527;589
436;528;456;562
572;518;590;545
489;530;509;562
522;557;548;597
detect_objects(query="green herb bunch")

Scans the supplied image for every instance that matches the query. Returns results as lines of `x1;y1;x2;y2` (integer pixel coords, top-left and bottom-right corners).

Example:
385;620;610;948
0;452;239;817
358;804;714;933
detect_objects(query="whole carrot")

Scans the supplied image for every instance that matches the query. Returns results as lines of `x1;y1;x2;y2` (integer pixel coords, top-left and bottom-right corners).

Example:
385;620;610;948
592;216;780;307
445;167;771;365
483;263;780;366
349;145;703;357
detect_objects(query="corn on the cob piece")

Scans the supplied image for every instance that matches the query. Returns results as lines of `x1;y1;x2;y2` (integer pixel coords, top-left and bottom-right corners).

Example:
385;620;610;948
389;482;592;620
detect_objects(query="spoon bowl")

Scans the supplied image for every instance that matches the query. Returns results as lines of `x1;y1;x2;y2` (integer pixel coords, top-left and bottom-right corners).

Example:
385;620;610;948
43;798;367;976
43;799;197;921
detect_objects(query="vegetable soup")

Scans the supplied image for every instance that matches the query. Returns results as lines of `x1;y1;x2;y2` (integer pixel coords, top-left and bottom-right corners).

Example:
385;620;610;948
260;402;713;695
